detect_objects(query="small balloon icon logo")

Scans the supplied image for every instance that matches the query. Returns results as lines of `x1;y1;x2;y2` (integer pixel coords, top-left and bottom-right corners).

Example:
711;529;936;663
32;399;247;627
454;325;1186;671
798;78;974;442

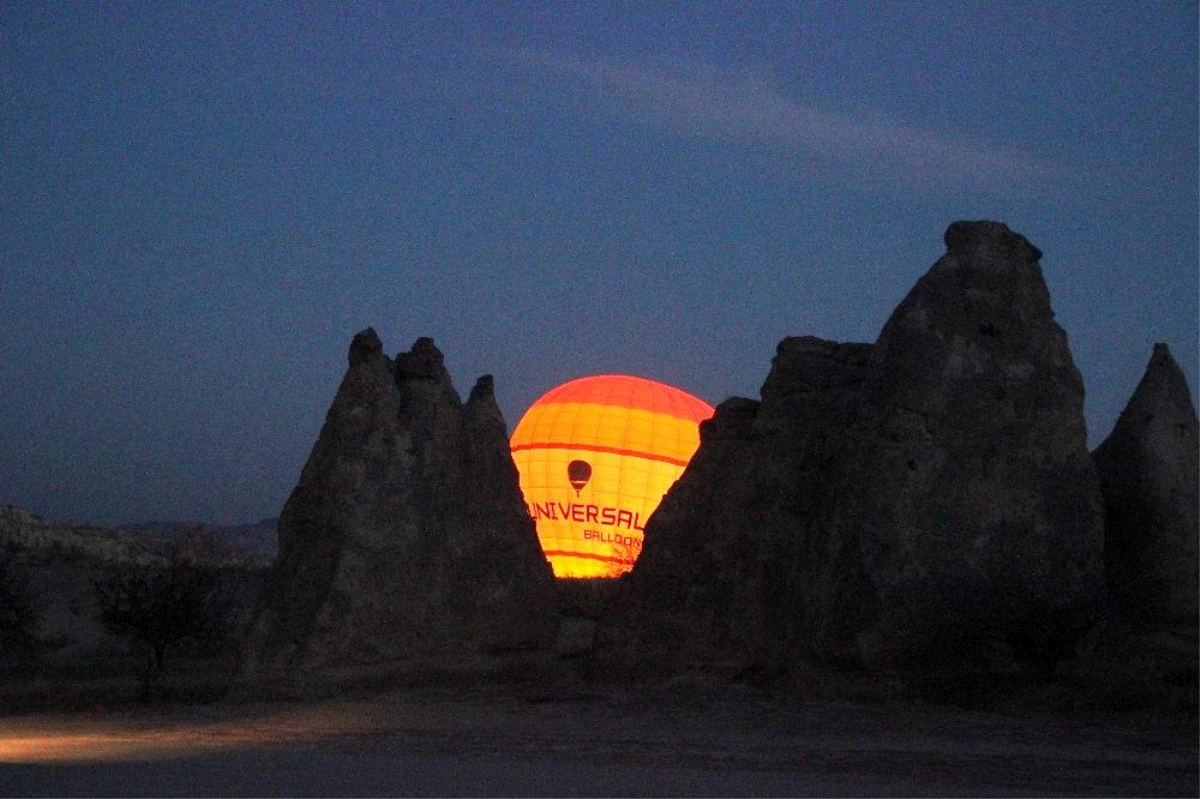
567;460;592;495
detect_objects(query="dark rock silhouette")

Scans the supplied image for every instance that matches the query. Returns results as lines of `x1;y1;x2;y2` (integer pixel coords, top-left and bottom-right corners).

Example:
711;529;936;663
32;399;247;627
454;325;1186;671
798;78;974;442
598;222;1105;684
830;221;1105;676
1093;343;1199;626
244;330;559;676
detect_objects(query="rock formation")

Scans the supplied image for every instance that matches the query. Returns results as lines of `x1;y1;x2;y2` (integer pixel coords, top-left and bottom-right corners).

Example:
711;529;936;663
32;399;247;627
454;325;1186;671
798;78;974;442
0;504;270;570
1;505;172;568
598;221;1106;683
0;505;269;662
827;221;1105;674
1093;344;1199;626
244;330;559;675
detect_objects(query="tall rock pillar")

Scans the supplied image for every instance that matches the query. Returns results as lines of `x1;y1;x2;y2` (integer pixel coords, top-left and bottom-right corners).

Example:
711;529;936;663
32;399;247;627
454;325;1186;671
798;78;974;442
1093;343;1199;626
829;221;1105;674
245;330;558;676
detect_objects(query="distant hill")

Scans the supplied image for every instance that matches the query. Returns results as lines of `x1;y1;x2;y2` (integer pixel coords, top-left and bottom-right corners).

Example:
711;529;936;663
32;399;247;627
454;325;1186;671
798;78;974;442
1;505;275;570
0;504;272;662
117;518;278;561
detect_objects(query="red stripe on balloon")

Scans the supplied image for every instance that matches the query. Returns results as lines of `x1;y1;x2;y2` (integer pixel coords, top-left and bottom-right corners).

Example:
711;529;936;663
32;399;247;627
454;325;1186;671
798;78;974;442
541;549;635;566
510;441;691;468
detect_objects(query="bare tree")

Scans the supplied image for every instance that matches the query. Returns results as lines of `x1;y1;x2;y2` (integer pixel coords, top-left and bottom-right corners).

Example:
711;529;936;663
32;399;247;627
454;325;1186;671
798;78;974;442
92;561;234;679
0;550;39;657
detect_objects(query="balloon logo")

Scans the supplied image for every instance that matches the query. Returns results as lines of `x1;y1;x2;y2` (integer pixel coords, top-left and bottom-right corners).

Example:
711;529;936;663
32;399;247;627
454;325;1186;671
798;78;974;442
567;460;592;495
511;374;714;578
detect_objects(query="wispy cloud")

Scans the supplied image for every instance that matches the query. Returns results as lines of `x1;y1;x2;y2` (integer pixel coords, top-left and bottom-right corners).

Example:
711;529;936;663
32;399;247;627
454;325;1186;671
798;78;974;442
502;50;1078;194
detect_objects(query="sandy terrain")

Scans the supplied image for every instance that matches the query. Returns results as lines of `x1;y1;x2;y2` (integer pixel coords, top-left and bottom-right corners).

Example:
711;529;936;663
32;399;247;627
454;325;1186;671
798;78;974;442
0;685;1195;797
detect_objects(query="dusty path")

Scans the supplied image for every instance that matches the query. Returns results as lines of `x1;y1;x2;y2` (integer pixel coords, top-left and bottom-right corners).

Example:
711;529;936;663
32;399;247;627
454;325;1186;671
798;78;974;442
0;688;1195;796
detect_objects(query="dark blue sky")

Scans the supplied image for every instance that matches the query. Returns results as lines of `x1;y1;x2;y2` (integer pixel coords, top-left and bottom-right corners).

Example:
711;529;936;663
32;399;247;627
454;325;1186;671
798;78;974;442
3;3;1197;525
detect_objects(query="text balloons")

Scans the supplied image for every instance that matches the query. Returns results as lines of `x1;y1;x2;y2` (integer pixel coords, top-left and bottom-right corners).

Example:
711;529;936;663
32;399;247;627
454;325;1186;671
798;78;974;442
510;375;714;578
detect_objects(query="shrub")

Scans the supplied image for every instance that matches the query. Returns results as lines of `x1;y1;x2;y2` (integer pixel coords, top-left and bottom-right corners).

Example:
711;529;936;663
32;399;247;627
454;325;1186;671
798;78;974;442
0;551;39;657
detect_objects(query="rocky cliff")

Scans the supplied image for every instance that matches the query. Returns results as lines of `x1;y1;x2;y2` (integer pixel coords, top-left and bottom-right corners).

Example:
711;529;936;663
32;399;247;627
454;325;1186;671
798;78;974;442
0;505;269;661
244;330;559;676
0;505;270;570
598;221;1106;684
2;505;171;568
1093;344;1199;626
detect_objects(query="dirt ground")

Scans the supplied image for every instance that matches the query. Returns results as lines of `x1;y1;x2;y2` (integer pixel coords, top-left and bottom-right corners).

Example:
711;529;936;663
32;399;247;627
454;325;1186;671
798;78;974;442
0;682;1195;797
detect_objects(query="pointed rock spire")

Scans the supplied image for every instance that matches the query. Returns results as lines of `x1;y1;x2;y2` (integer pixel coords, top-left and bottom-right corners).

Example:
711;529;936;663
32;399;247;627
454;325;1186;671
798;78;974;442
245;331;558;676
1094;343;1199;625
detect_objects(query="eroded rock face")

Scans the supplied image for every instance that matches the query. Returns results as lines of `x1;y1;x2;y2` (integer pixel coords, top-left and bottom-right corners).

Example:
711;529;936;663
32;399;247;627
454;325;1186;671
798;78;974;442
0;505;270;570
830;221;1104;674
244;330;559;675
599;222;1105;682
596;395;768;674
1093;344;1199;626
597;339;875;675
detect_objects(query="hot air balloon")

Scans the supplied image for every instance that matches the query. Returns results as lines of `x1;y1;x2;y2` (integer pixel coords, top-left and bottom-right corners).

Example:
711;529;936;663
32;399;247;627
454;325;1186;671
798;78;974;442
510;375;714;578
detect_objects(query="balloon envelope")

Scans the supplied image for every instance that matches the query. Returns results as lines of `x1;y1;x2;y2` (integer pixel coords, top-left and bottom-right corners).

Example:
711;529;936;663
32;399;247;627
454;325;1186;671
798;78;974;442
510;374;714;578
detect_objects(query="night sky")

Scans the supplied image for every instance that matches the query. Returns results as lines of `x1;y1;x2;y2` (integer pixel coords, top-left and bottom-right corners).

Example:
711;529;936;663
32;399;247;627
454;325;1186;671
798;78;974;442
3;3;1196;526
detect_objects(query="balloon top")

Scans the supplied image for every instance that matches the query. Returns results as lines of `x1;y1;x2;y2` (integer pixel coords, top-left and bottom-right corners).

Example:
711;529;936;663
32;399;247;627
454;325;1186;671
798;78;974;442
525;374;714;424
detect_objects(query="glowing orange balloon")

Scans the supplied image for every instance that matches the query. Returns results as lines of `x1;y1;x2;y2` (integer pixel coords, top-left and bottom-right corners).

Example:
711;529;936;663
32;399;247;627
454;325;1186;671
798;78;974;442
510;375;714;578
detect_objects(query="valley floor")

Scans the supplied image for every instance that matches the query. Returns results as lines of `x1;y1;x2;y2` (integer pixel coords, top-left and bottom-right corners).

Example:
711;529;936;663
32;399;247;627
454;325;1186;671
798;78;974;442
0;684;1195;797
